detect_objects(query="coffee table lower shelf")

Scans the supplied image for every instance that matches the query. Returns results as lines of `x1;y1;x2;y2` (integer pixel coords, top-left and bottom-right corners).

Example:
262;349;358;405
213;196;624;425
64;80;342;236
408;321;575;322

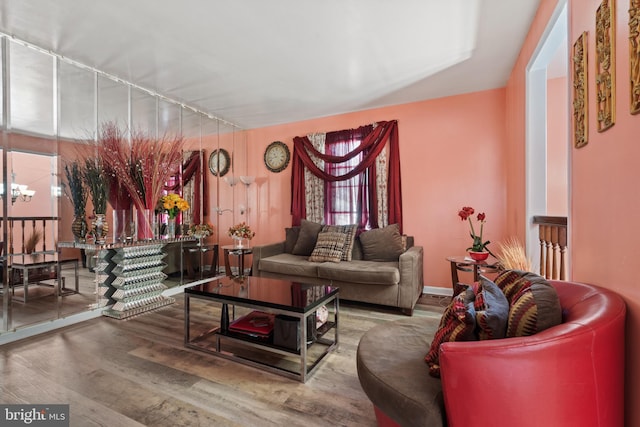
184;294;339;383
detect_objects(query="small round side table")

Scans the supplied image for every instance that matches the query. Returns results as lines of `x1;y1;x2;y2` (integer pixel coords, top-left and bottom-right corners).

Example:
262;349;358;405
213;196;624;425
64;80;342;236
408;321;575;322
446;255;500;289
222;245;253;277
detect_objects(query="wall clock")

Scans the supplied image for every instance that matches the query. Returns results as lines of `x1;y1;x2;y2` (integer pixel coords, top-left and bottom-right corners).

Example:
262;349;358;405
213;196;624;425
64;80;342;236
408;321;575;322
208;148;231;177
264;141;290;173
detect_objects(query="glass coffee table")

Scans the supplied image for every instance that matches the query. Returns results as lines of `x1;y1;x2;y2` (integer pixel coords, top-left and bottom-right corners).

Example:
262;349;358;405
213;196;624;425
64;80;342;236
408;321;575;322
184;276;339;383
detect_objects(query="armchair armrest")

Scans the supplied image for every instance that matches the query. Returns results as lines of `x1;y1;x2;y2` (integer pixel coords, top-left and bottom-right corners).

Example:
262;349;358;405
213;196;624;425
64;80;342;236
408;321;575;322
397;245;424;311
251;241;285;276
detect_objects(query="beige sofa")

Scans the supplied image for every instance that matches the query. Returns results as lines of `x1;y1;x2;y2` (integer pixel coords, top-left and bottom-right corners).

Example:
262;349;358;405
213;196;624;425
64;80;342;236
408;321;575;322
251;222;424;315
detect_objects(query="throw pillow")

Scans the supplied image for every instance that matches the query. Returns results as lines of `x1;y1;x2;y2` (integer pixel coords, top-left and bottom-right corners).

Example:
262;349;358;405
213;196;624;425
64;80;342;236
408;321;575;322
424;286;477;378
474;276;509;340
322;224;358;261
284;226;300;254
493;269;562;337
292;219;323;256
359;223;404;261
308;231;347;263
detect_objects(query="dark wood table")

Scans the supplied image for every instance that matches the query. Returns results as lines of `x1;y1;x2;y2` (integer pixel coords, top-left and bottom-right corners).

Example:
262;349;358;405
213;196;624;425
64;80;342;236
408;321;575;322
183;243;219;280
446;255;500;288
222;245;252;277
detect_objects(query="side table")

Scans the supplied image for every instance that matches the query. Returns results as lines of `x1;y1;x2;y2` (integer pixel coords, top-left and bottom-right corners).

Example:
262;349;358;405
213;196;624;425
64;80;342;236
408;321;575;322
446;255;500;288
183;243;219;280
222;246;252;277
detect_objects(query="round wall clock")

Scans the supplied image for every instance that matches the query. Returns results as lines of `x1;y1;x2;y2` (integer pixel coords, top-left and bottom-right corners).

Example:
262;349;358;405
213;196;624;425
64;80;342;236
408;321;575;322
264;141;290;173
208;148;231;177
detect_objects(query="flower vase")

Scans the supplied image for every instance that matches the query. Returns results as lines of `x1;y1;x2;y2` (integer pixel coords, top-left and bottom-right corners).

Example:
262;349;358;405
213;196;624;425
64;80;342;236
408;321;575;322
113;209;132;243
92;213;109;244
233;236;244;248
136;209;154;241
71;215;88;243
468;250;489;262
167;218;176;239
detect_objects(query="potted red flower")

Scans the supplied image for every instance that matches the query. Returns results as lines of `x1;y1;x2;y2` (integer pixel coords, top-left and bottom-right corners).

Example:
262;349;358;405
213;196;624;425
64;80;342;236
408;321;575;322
458;206;491;261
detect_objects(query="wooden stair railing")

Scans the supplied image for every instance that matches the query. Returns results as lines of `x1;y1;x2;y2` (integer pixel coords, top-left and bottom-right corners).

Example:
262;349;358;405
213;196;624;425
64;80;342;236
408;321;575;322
532;216;567;280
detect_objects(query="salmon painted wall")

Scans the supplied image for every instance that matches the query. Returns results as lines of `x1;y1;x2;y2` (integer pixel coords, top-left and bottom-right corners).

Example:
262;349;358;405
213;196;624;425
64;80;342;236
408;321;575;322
507;0;638;423
547;76;569;216
244;89;508;288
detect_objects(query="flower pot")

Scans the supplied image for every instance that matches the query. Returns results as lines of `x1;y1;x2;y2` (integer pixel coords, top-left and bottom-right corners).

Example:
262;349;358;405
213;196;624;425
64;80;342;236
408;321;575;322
92;213;109;244
468;251;489;262
233;236;244;248
71;215;88;243
167;218;176;239
136;209;154;241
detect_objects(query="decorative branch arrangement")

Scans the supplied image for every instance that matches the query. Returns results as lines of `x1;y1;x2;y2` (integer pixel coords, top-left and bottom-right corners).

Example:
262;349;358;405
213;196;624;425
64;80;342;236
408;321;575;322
63;161;88;217
595;0;616;131
93;122;185;213
573;32;588;148
630;0;640;114
84;158;109;214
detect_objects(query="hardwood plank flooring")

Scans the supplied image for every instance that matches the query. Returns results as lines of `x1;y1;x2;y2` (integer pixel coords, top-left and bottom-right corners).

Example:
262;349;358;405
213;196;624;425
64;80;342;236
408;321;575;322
0;294;446;426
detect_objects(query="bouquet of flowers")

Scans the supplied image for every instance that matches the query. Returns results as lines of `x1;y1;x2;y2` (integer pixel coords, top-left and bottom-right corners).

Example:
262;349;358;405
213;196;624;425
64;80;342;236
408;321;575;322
458;206;490;252
188;223;215;237
228;222;255;240
161;193;189;219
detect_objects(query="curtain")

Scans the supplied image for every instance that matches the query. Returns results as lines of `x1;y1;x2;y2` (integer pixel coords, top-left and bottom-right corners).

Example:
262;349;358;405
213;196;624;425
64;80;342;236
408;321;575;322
165;150;207;225
323;125;373;228
305;133;326;224
291;120;402;232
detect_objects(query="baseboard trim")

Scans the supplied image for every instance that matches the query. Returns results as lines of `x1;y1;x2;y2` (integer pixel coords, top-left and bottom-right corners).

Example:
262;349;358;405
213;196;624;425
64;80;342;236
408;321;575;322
423;285;453;297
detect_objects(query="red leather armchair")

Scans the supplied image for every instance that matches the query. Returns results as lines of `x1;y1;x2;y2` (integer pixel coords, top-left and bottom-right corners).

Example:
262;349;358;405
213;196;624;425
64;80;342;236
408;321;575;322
440;280;626;427
357;280;626;427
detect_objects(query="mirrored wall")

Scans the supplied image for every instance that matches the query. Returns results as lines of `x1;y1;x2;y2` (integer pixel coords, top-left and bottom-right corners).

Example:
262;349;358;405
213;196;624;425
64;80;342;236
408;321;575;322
0;35;246;336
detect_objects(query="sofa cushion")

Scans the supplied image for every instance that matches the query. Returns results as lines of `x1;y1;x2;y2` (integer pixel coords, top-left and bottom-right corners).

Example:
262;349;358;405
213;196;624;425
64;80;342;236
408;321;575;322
284;227;300;254
322;224;358;261
494;269;562;337
317;260;400;285
359;224;404;261
474;276;509;340
308;231;346;263
425;286;477;378
258;253;320;278
292;219;323;256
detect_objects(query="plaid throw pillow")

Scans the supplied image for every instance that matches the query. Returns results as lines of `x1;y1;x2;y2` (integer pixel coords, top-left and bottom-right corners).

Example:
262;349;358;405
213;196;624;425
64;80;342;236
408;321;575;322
308;231;347;263
322;224;358;261
424;286;477;378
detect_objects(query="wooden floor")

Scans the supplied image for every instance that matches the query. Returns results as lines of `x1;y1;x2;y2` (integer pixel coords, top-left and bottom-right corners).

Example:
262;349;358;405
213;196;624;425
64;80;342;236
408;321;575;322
0;294;446;426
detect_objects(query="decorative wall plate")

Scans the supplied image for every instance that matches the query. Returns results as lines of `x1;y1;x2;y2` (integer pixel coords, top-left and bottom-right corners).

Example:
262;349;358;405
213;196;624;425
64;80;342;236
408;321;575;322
264;141;290;173
209;148;231;177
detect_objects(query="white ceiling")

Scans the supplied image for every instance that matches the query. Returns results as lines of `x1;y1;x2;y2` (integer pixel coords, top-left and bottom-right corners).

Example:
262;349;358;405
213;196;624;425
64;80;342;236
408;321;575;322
0;0;542;130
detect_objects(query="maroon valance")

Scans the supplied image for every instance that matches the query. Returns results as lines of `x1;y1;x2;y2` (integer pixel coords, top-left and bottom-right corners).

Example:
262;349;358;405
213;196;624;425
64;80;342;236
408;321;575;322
291;120;402;231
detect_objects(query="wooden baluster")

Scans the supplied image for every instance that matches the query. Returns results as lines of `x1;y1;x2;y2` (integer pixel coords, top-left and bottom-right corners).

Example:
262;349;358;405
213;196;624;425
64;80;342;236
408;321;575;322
551;226;559;280
539;225;547;278
544;225;553;279
558;225;568;280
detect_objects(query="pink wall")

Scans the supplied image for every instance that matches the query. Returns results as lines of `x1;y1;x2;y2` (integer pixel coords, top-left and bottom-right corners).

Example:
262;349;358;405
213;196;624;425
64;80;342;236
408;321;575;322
244;88;508;288
547;77;569;215
507;0;639;423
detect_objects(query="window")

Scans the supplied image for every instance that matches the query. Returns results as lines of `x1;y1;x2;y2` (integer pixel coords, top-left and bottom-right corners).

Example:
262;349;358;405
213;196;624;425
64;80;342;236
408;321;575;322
324;131;370;228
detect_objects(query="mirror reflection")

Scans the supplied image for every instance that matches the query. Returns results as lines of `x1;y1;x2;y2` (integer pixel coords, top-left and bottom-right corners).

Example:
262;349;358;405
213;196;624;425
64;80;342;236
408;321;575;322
0;36;246;337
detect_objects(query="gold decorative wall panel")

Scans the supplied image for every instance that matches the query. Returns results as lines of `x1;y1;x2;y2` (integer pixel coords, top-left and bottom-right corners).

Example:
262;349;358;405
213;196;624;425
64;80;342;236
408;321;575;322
573;32;588;148
596;0;616;131
630;0;640;114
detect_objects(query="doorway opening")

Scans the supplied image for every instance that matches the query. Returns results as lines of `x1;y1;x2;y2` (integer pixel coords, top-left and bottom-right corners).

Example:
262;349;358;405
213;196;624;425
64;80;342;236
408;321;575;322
525;0;569;275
